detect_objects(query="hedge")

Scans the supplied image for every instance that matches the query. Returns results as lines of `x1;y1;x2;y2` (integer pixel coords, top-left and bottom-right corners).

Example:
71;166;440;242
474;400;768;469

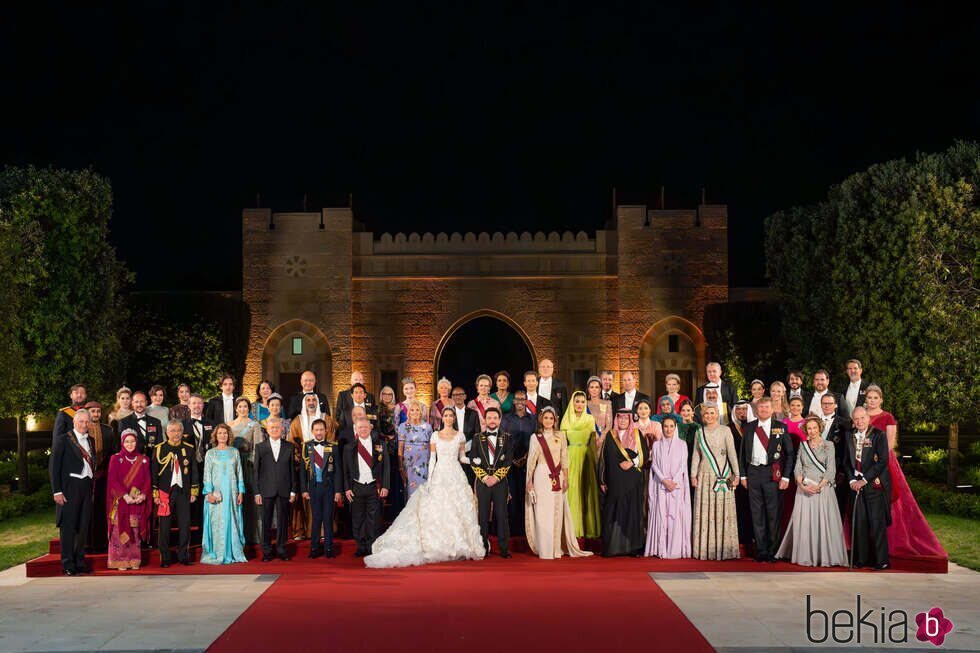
908;478;980;520
0;483;53;522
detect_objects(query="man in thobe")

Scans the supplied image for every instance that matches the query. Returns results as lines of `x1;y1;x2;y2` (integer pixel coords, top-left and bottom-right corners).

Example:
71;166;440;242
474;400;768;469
612;371;651;415
845;407;891;570
53;384;88;446
344;418;389;557
286;369;331;419
335;372;376;427
50;409;96;575
300;418;342;559
694;385;729;425
695;362;737;409
806;369;846;419
599;409;649;557
728;400;753;547
254;418;297;561
600;370;618;403
840;359;870;416
84;401;111;551
471;407;513;558
119;391;164;453
738;397;794;562
537;359;569;420
152;421;199;567
522;371;552;419
817;393;852;515
501;391;535;536
205;374;237;424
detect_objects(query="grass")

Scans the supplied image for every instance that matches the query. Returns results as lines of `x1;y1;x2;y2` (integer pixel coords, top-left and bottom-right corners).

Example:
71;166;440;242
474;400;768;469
924;512;980;571
0;507;57;571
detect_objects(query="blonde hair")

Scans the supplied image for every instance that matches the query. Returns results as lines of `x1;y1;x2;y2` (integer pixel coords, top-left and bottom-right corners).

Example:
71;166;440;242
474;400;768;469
769;381;790;415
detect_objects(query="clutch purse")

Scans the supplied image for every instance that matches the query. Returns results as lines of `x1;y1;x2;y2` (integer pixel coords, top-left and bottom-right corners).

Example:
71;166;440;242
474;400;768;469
213;490;223;503
128;487;141;499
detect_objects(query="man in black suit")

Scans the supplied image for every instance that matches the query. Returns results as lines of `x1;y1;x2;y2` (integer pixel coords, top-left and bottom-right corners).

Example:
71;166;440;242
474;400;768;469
52;383;88;446
343;418;390;556
470;407;513;558
537;358;569;420
118;391;164;453
815;393;852;515
286;369;331;419
300;418;343;559
205;373;237;424
805;369;847;420
840;359;871;417
786;370;806;403
844;407;891;570
50;409;96;575
612;371;651;416
152;421;199;567
253;418;298;561
450;386;482;484
695;362;738;409
181;394;216;467
738;397;795;562
336;382;377;432
335;372;376;428
522;372;552;419
599;370;619;403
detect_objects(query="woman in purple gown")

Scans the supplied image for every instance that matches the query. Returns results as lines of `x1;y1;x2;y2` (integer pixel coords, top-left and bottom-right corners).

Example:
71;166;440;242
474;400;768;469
645;416;691;558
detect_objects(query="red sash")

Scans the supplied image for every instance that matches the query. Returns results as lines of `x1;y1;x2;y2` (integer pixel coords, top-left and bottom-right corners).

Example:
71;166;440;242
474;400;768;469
474;399;487;420
486;436;496;458
536;434;562;492
357;439;374;468
526;398;537;415
755;426;781;480
312;444;324;469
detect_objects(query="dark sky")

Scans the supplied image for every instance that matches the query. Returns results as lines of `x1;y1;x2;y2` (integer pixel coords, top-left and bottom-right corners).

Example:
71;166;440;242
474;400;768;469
3;3;978;289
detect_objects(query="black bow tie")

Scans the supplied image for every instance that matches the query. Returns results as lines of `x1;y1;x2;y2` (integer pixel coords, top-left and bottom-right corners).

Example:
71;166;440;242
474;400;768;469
193;418;201;424
488;432;498;437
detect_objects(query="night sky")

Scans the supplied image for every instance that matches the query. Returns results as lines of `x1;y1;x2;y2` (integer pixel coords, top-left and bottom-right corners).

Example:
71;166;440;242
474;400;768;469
3;3;978;290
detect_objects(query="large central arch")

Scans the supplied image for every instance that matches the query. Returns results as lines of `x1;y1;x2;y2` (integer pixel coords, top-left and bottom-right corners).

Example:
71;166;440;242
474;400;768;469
433;310;536;395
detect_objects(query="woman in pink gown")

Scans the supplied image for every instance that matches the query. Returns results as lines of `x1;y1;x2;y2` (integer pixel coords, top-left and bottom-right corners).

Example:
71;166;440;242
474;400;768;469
865;385;946;559
781;396;807;533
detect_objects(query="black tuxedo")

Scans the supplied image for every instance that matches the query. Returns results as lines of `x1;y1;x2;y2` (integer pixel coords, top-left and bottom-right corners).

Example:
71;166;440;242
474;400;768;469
843;427;891;567
818;414;852;515
837;380;871;415
600;390;619;404
300;438;342;554
801;390;847;420
204;395;236;424
522;395;552;421
335;389;377;426
695;381;737;409
612;390;652;416
52;405;85;446
470;430;514;555
254;438;298;557
343;432;390;554
336;402;378;432
539;378;569;419
181;417;217;465
450;405;482;484
738;418;795;559
118;413;164;453
49;430;95;572
286;391;331;420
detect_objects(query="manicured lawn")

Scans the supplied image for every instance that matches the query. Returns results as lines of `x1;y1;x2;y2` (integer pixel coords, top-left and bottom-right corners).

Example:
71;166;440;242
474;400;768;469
924;512;980;571
0;508;56;571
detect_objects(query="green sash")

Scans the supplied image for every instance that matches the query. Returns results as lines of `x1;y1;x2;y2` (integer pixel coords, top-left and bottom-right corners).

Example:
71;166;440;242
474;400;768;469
800;440;826;476
698;430;731;493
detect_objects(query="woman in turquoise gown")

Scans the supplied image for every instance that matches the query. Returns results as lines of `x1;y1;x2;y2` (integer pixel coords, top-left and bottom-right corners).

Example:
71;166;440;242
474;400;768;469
200;424;247;564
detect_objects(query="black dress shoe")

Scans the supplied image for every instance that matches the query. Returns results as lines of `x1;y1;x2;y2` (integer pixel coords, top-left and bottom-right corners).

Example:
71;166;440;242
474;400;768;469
354;550;365;558
180;560;192;566
62;568;77;576
279;554;291;561
261;555;273;562
309;550;322;559
160;562;170;568
500;551;512;559
324;549;336;558
874;562;890;570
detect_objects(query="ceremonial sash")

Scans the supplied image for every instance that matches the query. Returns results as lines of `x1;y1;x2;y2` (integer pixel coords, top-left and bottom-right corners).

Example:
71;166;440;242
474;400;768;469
474;399;487;420
526;399;537;415
110;458;143;523
586;404;603;437
800;440;826;476
756;425;782;480
312;444;324;469
535;434;562;492
698;430;732;492
357;439;374;468
157;488;171;517
610;430;644;472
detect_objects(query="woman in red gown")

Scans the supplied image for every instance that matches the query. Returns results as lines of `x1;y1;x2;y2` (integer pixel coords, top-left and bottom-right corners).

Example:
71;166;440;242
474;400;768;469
865;385;946;559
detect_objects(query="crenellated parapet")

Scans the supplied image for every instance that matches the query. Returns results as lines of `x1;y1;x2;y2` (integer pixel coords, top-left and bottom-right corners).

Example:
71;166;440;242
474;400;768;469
370;230;597;254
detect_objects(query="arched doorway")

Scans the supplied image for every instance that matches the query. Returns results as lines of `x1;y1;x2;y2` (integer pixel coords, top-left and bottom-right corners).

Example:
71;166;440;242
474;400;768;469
638;316;705;402
262;319;332;402
434;312;535;399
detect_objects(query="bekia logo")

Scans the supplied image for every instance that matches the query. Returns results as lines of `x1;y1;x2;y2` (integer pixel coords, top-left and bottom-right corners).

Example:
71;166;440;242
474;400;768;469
916;608;954;647
807;595;954;646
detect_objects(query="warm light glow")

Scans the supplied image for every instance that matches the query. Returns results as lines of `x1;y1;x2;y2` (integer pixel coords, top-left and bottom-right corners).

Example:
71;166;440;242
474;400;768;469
26;415;38;431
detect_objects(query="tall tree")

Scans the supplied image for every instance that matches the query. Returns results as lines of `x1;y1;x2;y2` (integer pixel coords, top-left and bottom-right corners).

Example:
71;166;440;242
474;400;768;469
0;166;129;492
766;142;980;486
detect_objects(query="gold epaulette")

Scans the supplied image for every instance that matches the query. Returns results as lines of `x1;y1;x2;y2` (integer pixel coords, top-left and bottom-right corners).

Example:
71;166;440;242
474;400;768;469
494;466;510;480
473;467;487;479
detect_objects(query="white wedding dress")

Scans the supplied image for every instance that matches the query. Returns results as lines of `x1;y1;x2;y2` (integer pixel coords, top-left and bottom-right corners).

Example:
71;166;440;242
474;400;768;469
365;432;486;568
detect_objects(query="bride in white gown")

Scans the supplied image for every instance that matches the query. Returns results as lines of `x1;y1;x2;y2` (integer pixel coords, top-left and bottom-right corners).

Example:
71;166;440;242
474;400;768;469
365;407;486;568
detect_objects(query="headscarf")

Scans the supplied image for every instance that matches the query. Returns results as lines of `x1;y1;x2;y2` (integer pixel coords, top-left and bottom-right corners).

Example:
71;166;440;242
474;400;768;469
559;390;595;433
650;396;681;425
298;392;324;441
614;408;637;450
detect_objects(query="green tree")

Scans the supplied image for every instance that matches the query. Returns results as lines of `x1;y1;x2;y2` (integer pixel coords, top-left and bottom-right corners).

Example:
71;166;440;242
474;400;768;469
0;166;130;492
766;142;980;487
125;317;230;399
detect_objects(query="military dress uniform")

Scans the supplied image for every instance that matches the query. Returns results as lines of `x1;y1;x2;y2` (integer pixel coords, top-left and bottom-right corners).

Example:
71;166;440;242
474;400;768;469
300;437;343;557
470;429;513;557
152;439;199;566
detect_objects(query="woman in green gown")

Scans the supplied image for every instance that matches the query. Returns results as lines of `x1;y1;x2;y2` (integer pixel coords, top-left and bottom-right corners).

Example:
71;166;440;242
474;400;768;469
490;371;514;415
559;391;601;538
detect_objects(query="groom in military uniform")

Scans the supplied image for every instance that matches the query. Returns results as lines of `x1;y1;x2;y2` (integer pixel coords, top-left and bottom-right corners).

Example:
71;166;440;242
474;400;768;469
470;407;513;558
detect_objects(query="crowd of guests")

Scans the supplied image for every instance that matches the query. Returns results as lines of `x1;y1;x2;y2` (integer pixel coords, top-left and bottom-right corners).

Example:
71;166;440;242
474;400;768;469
48;358;945;574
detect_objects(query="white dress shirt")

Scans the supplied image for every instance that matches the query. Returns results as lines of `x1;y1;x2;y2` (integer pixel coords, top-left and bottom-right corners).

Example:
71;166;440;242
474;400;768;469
539;377;553;400
749;418;771;467
170;455;183;488
270;437;282;462
222;393;235;424
623;389;636;410
821;412;836;438
853;431;867;476
809;389;828;417
845;381;862;413
454;405;470;452
69;430;94;480
788;387;802;400
356;435;375;483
